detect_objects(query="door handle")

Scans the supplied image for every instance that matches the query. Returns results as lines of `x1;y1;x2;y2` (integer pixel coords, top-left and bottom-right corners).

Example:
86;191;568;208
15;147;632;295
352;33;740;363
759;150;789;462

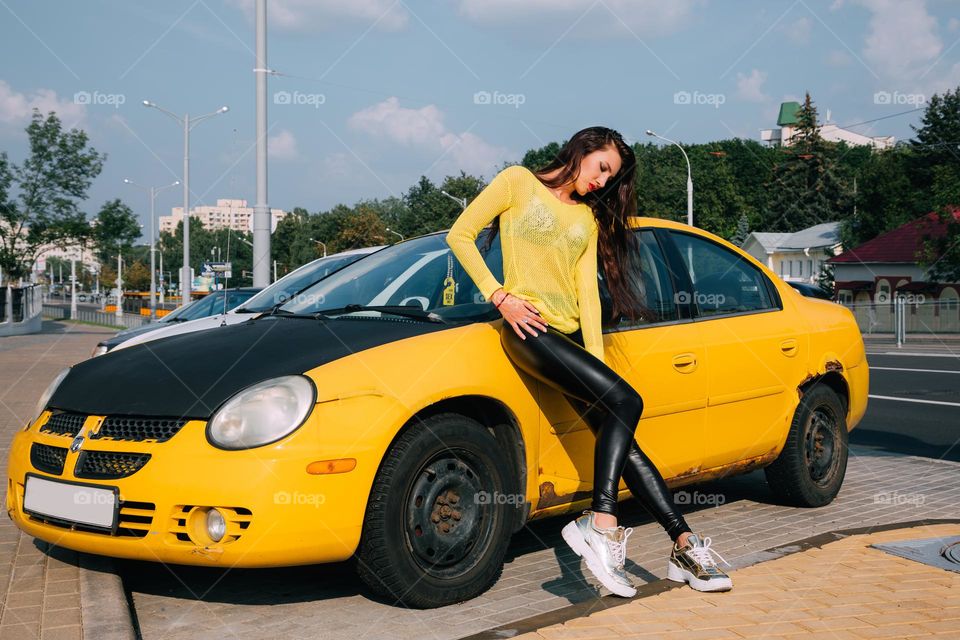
780;339;799;357
672;353;698;373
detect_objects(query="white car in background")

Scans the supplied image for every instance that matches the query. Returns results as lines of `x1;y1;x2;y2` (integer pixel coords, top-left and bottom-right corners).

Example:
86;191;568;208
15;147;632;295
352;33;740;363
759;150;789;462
106;245;385;353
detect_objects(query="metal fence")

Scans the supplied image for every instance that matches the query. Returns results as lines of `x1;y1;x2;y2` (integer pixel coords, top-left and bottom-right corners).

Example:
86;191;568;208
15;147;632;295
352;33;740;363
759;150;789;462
841;299;960;337
42;304;148;329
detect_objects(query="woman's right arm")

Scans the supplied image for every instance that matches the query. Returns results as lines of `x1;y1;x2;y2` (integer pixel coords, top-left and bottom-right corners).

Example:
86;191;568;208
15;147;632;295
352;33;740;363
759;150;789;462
445;166;519;301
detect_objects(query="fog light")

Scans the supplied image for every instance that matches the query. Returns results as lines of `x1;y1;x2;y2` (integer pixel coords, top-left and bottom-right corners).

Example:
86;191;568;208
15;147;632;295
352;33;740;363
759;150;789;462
206;508;226;543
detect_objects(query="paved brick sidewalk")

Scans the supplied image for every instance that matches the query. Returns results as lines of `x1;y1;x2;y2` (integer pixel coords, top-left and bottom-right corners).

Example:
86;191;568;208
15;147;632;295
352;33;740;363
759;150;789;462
507;523;960;639
125;448;960;640
0;321;116;640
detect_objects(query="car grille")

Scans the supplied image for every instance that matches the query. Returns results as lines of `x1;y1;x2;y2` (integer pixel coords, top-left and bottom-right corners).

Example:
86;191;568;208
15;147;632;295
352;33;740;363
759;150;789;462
39;412;86;437
30;443;68;475
74;451;151;480
91;416;188;443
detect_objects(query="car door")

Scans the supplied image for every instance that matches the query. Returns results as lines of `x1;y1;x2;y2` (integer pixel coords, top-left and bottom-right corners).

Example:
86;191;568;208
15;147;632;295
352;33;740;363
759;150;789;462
665;230;809;470
537;229;707;497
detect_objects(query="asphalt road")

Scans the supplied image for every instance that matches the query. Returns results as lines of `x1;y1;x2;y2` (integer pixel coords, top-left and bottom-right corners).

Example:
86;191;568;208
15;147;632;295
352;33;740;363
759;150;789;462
850;349;960;462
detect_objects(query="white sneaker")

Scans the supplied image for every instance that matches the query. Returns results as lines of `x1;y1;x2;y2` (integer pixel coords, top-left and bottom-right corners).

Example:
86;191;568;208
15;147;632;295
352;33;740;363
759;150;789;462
666;533;733;592
561;510;637;597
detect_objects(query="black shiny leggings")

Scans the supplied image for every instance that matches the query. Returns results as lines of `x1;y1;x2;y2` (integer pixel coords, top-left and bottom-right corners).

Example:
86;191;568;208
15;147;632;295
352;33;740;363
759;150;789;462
500;323;692;542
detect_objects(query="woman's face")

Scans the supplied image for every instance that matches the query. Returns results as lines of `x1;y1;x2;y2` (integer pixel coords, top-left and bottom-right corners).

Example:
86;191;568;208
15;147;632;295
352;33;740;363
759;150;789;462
573;144;622;196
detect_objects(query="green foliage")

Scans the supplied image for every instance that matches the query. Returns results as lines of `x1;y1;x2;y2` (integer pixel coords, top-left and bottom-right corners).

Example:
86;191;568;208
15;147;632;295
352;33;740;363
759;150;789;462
92;199;141;263
0;110;105;280
765;93;852;233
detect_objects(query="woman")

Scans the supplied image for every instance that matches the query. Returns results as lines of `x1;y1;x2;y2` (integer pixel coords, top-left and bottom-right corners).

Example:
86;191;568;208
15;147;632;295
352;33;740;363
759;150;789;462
446;127;732;596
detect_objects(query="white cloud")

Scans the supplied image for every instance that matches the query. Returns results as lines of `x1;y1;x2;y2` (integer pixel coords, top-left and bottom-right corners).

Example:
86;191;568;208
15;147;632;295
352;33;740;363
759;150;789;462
736;69;769;103
347;97;512;176
783;16;812;44
0;80;86;128
825;50;853;67
854;0;941;83
226;0;408;32
456;0;697;38
268;129;300;161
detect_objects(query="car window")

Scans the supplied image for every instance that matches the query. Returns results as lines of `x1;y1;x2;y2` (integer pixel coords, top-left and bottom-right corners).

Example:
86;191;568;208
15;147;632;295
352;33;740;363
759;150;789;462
241;253;368;312
280;231;503;322
669;231;777;317
599;230;680;330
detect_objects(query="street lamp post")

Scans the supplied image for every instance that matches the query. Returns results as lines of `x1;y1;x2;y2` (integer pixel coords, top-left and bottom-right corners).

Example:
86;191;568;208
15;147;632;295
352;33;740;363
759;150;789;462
646;129;693;227
385;228;404;242
143;100;229;304
124;178;179;321
440;190;468;209
309;238;327;257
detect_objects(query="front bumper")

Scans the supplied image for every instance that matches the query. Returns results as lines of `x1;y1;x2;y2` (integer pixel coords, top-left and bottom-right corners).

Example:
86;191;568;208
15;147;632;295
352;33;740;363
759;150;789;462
6;410;374;567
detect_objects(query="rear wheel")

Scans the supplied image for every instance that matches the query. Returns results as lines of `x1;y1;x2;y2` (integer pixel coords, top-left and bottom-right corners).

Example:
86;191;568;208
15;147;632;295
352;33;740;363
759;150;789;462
765;384;848;507
356;413;516;608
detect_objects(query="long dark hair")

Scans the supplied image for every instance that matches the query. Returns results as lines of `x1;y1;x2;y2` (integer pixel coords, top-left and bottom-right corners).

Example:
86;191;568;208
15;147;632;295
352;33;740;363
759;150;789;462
483;126;648;323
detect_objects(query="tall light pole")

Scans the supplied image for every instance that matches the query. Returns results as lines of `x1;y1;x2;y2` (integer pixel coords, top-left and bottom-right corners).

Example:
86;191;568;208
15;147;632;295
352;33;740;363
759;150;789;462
124;178;179;321
385;228;404;242
309;238;327;257
646;130;693;227
252;0;271;288
440;190;468;209
143;100;229;303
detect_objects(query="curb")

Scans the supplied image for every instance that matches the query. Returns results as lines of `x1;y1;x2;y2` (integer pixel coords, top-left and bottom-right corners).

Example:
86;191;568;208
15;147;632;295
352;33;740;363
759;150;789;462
79;554;137;640
459;517;960;640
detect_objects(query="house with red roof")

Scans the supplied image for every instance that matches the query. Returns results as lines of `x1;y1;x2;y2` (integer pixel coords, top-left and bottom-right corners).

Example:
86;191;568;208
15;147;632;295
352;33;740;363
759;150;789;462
828;210;960;333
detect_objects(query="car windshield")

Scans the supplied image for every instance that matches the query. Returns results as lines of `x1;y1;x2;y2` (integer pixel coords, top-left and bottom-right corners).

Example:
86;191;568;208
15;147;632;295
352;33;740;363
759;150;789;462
238;252;375;313
178;289;257;321
279;231;503;323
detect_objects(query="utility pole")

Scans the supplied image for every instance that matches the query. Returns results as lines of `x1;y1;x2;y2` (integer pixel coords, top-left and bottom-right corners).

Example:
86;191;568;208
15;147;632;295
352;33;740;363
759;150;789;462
252;0;271;287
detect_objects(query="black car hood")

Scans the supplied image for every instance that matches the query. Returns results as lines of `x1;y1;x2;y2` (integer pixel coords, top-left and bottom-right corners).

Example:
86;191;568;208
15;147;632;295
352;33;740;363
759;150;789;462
49;315;453;419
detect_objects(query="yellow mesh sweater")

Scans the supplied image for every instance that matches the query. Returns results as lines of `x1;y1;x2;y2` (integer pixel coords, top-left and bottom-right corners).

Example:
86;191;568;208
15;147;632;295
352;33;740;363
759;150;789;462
446;164;604;363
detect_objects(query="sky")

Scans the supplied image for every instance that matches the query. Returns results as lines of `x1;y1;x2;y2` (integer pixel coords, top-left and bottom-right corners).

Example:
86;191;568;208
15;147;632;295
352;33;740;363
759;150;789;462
1;0;959;239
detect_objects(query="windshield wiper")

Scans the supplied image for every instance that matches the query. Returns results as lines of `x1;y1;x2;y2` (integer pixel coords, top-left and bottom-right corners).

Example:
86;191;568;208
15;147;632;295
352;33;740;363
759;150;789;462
313;304;446;323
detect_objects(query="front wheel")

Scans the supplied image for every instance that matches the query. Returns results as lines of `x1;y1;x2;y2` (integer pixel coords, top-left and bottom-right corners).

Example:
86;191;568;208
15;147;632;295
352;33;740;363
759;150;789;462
765;384;849;507
356;413;517;608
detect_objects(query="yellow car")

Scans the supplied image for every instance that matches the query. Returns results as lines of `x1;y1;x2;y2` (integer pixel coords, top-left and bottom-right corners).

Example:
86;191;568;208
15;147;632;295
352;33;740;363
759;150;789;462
7;218;868;608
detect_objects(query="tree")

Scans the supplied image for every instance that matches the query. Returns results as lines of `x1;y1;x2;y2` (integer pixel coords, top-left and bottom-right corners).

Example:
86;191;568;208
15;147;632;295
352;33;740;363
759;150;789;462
92;199;141;264
0;110;105;280
124;260;151;291
765;93;852;232
730;214;751;247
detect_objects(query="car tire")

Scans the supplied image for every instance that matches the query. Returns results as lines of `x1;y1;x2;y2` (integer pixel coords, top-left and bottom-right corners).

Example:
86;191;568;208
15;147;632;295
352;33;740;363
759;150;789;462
764;384;849;507
356;412;517;608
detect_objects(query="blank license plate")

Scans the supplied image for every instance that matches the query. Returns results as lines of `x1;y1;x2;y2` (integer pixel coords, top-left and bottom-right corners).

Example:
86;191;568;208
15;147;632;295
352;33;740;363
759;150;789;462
23;474;118;530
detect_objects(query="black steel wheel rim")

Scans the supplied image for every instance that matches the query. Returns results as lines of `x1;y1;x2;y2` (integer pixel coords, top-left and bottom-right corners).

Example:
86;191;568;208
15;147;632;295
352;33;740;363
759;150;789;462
804;406;839;485
404;450;493;578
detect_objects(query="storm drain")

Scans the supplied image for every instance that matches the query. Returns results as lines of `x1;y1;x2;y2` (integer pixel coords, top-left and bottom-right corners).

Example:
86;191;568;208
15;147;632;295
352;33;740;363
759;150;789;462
871;535;960;573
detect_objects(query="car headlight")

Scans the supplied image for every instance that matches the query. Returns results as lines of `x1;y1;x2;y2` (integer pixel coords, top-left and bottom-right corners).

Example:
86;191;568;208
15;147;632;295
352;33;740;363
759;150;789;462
34;367;71;423
206;376;316;450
